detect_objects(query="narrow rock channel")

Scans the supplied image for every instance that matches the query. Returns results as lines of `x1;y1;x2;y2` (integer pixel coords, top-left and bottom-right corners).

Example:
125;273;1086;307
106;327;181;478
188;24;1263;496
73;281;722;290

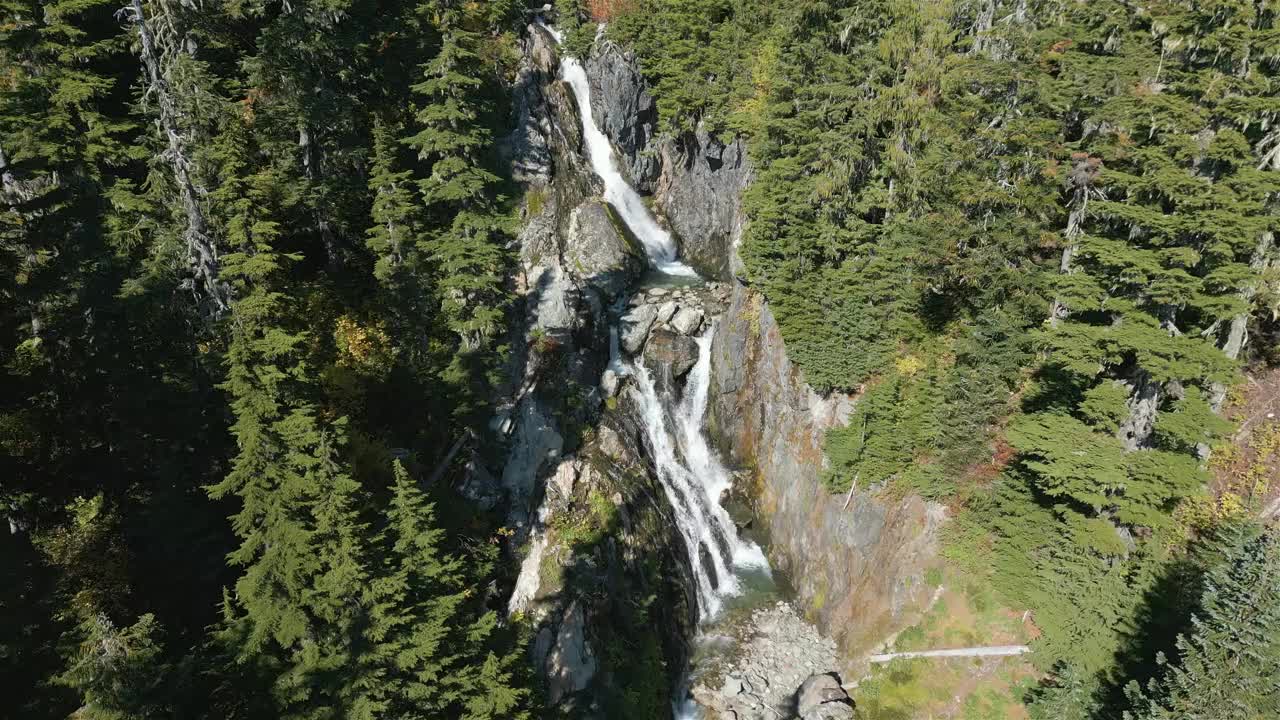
534;19;855;719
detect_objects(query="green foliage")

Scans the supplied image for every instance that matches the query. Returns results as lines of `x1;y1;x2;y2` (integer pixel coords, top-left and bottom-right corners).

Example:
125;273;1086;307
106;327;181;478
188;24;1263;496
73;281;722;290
2;0;534;716
1124;524;1280;720
57;613;174;720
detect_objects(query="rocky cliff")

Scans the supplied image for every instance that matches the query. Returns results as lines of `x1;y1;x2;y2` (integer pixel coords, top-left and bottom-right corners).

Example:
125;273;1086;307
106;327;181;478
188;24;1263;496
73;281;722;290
493;24;694;715
708;283;945;667
579;25;943;669
496;21;945;714
586;41;752;281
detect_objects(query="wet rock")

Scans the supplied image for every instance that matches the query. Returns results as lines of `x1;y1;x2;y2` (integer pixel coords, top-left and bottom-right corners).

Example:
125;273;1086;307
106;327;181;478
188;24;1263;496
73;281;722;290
619;304;658;354
585;41;660;191
643;328;699;382
501;24;557;184
500;399;564;524
670;306;705;336
796;673;854;720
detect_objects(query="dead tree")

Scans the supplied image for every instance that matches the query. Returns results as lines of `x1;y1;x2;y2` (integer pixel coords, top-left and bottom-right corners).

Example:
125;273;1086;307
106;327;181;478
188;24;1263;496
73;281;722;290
124;0;232;316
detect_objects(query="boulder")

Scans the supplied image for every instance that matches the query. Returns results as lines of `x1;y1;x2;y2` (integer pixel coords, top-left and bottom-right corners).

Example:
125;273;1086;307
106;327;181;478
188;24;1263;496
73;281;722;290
643;328;700;383
545;601;598;704
619;303;658;354
565;200;641;296
670;306;705;335
655;300;679;324
795;673;854;720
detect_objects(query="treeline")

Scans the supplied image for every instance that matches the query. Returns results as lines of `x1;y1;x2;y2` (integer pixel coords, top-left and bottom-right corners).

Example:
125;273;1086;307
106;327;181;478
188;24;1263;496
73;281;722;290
2;1;537;718
600;0;1279;716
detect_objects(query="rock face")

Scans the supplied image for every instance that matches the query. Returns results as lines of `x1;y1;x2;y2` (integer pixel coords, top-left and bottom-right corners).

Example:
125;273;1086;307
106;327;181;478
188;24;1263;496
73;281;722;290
584;42;752;280
494;24;697;715
545;600;598;704
655;130;753;280
565;200;643;297
708;282;945;668
585;40;660;192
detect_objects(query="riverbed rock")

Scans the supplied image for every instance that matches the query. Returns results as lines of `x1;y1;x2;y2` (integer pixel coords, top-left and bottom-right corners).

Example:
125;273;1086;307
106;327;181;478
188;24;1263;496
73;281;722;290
795;673;854;720
670;305;705;336
620;304;658;354
687;603;842;720
643;327;699;383
656;300;679;325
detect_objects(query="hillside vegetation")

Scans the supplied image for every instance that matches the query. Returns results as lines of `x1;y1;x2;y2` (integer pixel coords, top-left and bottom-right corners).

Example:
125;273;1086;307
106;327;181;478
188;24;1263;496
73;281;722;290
602;0;1280;716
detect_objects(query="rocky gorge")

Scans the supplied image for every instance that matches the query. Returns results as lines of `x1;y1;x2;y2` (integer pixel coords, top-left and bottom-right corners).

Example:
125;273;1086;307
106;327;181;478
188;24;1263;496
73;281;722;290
485;17;944;718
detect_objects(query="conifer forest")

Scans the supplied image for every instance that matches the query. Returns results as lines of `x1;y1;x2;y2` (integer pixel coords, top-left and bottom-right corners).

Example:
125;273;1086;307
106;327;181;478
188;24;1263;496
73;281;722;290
2;0;1278;719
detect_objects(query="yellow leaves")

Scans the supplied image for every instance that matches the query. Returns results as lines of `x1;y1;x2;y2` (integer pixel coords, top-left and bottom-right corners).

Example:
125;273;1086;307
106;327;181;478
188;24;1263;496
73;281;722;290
894;354;926;377
1173;492;1248;536
333;315;393;375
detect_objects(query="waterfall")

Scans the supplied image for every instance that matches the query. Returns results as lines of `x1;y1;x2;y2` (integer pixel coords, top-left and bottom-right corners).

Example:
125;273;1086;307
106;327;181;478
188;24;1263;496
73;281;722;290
540;21;695;277
627;326;769;621
532;23;777;717
537;16;769;621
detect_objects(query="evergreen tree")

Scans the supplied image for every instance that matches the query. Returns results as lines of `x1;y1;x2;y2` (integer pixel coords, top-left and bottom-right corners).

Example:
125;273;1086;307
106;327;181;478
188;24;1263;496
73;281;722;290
405;0;509;355
368;462;527;719
208;147;379;718
57;613;174;720
1125;524;1280;719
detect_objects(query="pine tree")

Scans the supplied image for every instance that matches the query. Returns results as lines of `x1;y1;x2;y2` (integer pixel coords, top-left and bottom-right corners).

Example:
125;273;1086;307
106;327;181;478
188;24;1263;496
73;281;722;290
57;613;174;720
1125;524;1280;719
367;461;527;719
208;142;379;718
405;0;509;354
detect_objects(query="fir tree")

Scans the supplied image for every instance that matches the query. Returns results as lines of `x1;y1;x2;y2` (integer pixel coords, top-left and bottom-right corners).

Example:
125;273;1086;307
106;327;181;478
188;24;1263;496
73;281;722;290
1125;524;1280;719
368;461;527;719
405;0;509;354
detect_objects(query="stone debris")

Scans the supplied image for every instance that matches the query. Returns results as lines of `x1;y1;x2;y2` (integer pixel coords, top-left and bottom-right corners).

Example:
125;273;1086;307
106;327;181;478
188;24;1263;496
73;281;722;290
690;602;852;720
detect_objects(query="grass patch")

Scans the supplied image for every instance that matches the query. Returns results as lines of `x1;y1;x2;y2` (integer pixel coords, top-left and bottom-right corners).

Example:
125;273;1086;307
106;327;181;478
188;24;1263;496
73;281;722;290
852;565;1037;719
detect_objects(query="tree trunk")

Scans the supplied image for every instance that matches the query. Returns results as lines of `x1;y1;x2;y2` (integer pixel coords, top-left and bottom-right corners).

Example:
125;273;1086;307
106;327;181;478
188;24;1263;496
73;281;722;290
1210;231;1275;410
1118;370;1160;451
127;0;231;316
1049;155;1101;327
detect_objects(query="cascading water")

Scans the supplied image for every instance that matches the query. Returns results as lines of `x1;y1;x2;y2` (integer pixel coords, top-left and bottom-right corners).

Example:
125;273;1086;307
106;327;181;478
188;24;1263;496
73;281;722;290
540;21;696;277
538;21;778;717
628;327;769;620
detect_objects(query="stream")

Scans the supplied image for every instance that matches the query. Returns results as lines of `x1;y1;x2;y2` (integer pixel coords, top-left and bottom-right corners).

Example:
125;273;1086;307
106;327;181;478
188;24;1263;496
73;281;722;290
538;20;818;718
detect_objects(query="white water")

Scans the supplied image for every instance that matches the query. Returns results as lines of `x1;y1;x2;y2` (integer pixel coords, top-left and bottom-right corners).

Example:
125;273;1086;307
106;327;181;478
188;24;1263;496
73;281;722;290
628;326;769;621
537;22;776;718
540;21;696;276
